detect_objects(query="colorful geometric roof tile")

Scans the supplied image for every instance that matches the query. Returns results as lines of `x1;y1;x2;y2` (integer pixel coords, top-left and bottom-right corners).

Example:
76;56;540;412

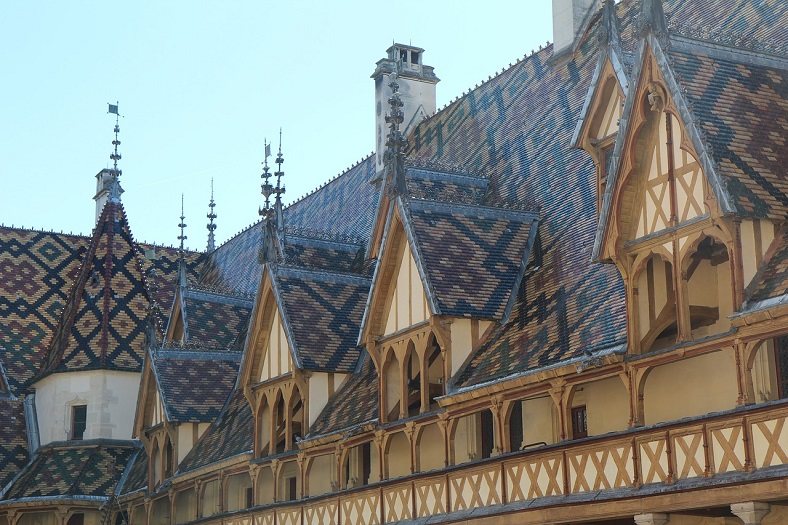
1;440;137;502
178;389;253;473
181;287;252;348
0;398;28;491
308;355;378;437
118;447;148;496
38;203;159;377
668;44;788;219
746;226;788;306
274;266;371;373
152;348;240;423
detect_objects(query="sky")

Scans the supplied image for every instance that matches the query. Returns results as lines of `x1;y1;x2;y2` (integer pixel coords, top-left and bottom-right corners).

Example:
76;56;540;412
0;1;553;251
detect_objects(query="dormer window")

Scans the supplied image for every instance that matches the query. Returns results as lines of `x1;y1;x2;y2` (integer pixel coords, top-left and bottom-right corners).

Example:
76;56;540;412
71;404;87;440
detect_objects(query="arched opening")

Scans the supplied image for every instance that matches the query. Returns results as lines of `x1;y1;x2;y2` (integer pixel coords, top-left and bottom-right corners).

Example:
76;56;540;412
289;387;304;449
569;377;629;438
384;350;401;422
386;432;411;479
258;399;271;456
17;513;56;525
151;443;162;488
273;392;286;454
257;466;275;505
130;506;145;525
684;235;733;338
405;341;421;417
225;471;253;511
151;497;170;525
174;488;196;524
278;460;300;502
425;335;444;410
416;423;444;472
635;253;677;353
163;436;174;479
307;454;335;497
201;479;220;517
344;441;379;488
451;410;495;464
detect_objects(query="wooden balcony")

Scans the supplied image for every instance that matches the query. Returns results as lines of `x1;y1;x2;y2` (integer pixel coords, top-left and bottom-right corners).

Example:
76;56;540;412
193;401;788;525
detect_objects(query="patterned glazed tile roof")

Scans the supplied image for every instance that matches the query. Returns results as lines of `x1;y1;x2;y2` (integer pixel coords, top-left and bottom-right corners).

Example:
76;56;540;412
152;348;240;423
275;267;371;372
118;447;148;496
182;288;252;348
178;389;253;473
405;167;490;205
38;203;159;377
308;355;378;436
404;199;538;320
282;233;367;275
1;440;137;501
198;155;378;295
0;220;201;394
0;399;28;491
746;226;788;304
668;45;788;219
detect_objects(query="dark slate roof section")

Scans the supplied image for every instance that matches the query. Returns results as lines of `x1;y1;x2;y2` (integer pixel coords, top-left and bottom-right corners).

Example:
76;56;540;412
669;43;788;219
152;348;240;423
0;223;200;395
404;199;538;322
178;389;253;473
282;232;367;275
307;354;378;437
0;399;28;491
198;155;379;296
405;166;490;205
118;447;148;496
274;267;371;373
1;440;138;502
182;288;252;349
745;226;788;306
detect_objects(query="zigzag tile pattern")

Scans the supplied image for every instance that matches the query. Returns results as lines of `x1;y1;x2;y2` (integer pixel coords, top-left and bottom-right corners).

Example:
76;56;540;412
154;349;240;422
3;441;137;500
670;47;788;219
184;294;251;348
0;399;28;490
199;156;378;295
283;238;364;275
179;389;253;472
276;269;370;372
308;356;378;436
407;202;536;320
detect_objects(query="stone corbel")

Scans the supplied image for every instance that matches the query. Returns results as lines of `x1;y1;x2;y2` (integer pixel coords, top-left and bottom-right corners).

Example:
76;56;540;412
731;502;771;525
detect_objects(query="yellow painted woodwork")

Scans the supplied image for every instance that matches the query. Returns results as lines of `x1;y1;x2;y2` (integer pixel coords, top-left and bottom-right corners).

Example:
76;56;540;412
259;308;294;382
152;389;165;426
635;113;706;239
592;79;623;140
740;219;777;288
383;242;430;336
635;254;676;352
643;351;738;426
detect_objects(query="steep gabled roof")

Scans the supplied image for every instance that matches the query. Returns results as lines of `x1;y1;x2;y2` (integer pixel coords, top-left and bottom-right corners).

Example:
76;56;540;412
745;226;788;307
0;440;138;503
180;287;252;348
37;203;154;377
151;347;241;423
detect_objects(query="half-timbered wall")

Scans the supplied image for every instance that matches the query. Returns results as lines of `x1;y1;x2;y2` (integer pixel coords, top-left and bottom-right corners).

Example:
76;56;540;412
383;241;429;337
260;308;293;382
741;219;777;287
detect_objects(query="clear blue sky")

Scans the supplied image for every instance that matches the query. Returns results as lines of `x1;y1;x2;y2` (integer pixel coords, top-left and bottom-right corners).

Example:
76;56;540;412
0;1;553;250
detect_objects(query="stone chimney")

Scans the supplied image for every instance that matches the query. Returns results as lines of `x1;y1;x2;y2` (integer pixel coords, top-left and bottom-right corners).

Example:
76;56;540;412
552;0;601;63
372;44;439;173
93;168;123;223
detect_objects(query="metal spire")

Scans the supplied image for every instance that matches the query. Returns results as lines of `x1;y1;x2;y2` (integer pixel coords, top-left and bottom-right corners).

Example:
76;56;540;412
178;194;187;258
384;67;407;197
259;139;274;221
258;139;278;264
206;179;217;252
107;102;123;202
274;129;286;211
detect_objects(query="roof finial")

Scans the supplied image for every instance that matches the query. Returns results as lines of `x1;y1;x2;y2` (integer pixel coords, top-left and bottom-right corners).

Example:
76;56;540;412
636;0;669;43
107;102;123;202
206;179;217;252
599;0;622;51
274;129;285;208
178;194;187;257
384;66;407;198
258;139;278;264
259;138;274;220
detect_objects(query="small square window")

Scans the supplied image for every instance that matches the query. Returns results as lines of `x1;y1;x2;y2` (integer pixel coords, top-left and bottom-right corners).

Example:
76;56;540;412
411;51;420;64
71;405;87;440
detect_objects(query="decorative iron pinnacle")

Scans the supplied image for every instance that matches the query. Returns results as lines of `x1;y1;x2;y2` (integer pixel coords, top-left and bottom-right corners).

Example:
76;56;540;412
206;179;217;252
259;139;274;221
384;68;407;197
274;129;286;207
107;102;123;201
178;194;187;257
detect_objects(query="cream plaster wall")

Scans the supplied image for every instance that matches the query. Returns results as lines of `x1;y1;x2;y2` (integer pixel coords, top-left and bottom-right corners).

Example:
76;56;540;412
257;467;275;505
384;242;429;336
17;513;55;525
387;432;411;479
521;395;556;448
450;319;474;378
741;219;776;288
643;351;738;426
686;255;732;338
453;413;480;464
34;370;140;445
201;480;220;517
176;423;198;463
226;472;252;511
279;460;300;500
418;423;444;472
308;372;347;428
308;454;335;496
576;376;629;436
174;489;196;524
260;309;292;382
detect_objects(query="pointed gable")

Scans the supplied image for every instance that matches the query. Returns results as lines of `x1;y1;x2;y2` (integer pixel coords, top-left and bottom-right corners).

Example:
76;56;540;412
38;202;154;377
